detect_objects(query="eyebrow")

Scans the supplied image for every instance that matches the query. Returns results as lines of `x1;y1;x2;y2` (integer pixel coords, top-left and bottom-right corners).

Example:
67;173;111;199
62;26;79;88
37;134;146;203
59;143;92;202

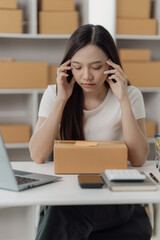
71;60;105;64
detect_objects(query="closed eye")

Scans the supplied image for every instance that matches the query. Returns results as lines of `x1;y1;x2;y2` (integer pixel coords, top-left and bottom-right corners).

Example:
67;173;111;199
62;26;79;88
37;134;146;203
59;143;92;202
92;66;102;70
73;66;81;70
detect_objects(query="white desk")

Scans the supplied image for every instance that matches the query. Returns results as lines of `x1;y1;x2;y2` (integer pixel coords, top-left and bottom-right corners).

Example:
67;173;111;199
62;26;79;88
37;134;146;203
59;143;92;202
0;160;160;240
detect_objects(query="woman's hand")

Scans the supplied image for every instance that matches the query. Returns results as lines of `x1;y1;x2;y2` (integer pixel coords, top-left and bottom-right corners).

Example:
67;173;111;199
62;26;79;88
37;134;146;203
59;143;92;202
104;60;128;103
56;59;75;102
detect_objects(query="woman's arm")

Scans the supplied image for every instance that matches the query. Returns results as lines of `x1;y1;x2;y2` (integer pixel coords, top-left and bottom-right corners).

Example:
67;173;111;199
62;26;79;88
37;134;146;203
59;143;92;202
120;98;149;166
104;60;149;166
29;98;67;164
29;59;75;164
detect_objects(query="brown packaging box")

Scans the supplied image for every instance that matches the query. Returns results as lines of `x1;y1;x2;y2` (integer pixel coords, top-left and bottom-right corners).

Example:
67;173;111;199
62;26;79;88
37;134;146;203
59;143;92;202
117;18;157;35
0;0;17;9
49;65;58;84
0;124;31;143
39;11;79;34
54;141;128;174
117;0;151;18
145;121;157;138
122;61;160;87
0;61;48;89
40;0;75;11
0;10;22;33
119;49;151;62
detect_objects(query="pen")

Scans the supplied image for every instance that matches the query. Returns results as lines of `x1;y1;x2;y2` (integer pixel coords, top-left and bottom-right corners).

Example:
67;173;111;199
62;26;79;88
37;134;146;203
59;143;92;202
149;172;160;184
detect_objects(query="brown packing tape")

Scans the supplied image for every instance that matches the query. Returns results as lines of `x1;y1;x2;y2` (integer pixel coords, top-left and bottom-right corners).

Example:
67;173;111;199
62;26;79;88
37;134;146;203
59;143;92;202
75;141;98;147
54;140;128;174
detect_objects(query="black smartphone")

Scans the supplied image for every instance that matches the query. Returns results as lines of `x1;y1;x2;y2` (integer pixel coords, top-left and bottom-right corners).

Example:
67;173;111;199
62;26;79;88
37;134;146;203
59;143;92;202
108;66;117;83
67;67;73;83
78;174;104;188
108;73;117;83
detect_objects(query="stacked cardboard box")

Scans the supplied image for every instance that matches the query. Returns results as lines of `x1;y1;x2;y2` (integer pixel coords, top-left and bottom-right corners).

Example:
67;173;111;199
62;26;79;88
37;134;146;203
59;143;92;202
49;65;58;84
119;48;160;87
54;141;128;174
0;61;48;88
119;49;151;62
145;121;157;138
39;0;79;34
116;0;157;35
0;124;31;143
122;61;160;87
0;0;22;33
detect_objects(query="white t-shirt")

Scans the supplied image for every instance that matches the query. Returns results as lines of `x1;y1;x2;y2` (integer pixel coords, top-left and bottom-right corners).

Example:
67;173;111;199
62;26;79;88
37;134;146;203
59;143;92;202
38;84;146;141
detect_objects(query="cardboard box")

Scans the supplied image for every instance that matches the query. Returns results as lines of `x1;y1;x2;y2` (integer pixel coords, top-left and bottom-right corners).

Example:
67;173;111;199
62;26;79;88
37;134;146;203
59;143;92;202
0;124;31;143
0;10;22;33
0;61;48;89
40;0;75;11
145;121;157;138
122;61;160;87
49;65;58;84
119;49;151;62
0;0;17;9
117;0;151;18
54;141;128;174
117;18;157;35
39;11;79;34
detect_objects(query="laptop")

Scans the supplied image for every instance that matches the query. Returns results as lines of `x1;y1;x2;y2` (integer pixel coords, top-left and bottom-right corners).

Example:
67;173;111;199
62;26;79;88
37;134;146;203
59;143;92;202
0;134;62;191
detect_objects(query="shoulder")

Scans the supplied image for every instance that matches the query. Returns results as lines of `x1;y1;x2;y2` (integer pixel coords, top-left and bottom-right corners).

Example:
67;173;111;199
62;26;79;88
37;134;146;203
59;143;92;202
38;84;57;118
127;85;141;95
127;85;143;100
45;84;56;96
127;85;145;119
42;84;57;101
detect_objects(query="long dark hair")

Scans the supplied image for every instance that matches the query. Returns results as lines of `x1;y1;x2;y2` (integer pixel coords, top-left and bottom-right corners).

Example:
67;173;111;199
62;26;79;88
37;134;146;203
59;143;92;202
59;24;124;140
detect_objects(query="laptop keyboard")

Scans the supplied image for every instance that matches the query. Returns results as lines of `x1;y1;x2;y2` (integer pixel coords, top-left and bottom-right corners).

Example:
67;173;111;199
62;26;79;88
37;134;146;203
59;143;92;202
16;176;38;185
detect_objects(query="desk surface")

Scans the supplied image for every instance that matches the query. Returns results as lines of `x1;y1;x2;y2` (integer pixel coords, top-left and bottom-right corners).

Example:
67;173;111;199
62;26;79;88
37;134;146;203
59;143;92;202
0;160;160;208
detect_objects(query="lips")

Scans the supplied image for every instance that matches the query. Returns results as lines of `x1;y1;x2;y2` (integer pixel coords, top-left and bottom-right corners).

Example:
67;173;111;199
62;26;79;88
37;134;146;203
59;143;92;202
82;83;95;87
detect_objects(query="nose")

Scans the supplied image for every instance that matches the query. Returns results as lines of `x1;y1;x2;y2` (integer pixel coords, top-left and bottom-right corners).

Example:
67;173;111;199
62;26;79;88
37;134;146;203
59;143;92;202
83;67;93;81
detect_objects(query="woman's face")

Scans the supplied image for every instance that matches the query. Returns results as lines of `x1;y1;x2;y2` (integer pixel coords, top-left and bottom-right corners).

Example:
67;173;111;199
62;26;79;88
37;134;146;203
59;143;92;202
71;44;109;92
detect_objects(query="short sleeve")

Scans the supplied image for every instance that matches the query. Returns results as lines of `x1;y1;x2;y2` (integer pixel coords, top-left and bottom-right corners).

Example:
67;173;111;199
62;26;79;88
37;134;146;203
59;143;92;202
128;86;146;120
38;84;57;118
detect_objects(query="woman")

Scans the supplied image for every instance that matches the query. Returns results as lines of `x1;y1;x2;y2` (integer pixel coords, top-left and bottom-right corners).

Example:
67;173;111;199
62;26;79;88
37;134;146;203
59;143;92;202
29;24;151;240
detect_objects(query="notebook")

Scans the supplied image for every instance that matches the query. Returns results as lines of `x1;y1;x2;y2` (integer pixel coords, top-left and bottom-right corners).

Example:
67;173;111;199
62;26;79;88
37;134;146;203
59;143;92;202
0;133;62;191
101;171;158;191
104;169;146;182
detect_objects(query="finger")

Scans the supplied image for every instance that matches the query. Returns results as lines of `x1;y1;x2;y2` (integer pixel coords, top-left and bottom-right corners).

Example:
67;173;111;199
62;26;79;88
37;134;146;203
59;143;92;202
104;66;128;82
57;66;71;75
104;69;117;75
107;78;115;86
107;74;121;83
59;66;72;72
61;59;71;67
57;72;69;81
105;70;124;83
106;60;124;74
59;72;69;78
